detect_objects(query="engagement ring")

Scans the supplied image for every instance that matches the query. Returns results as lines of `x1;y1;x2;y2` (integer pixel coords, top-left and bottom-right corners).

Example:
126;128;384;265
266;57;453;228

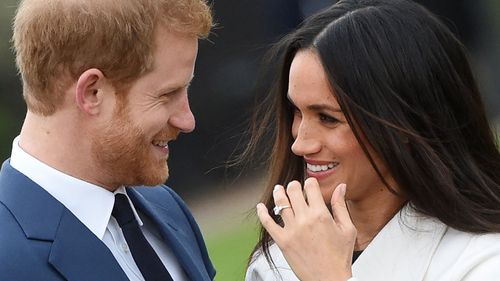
273;205;291;216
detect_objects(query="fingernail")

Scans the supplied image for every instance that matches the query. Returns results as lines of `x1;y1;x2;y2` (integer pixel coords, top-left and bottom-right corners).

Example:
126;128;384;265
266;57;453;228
340;184;347;196
256;203;263;212
273;185;281;193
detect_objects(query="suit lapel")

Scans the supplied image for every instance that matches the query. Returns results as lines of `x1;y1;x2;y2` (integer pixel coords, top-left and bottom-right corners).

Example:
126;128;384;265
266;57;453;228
0;161;63;240
0;161;128;281
48;208;129;281
352;206;447;280
129;188;208;281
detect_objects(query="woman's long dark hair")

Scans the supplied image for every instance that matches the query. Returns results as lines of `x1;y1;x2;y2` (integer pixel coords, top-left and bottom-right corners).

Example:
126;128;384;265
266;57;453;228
244;0;500;267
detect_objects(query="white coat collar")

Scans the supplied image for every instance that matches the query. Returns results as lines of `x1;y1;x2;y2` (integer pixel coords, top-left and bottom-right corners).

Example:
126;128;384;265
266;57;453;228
352;205;448;280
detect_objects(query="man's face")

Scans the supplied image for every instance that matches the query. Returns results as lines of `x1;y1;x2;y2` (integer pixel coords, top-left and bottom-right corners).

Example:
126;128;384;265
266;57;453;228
91;28;198;188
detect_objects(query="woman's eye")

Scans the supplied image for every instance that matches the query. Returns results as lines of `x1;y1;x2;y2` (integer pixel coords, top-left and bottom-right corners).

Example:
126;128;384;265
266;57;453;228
319;113;338;123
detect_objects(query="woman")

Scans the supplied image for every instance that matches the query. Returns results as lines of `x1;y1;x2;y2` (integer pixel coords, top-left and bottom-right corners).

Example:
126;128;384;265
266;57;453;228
244;0;500;280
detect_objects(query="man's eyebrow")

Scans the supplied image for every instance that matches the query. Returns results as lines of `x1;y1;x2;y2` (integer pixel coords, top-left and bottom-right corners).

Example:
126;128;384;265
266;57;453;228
286;92;342;112
156;75;195;94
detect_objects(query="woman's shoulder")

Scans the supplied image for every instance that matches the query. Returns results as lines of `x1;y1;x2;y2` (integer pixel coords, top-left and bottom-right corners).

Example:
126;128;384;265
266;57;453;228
352;206;500;280
438;226;500;256
449;227;500;257
245;243;300;281
426;227;500;279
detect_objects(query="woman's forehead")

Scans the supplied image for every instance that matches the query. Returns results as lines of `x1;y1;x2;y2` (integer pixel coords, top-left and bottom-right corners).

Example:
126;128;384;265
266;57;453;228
288;50;339;108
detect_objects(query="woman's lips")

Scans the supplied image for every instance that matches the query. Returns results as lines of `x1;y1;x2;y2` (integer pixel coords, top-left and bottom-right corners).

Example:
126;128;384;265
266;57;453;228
305;161;338;179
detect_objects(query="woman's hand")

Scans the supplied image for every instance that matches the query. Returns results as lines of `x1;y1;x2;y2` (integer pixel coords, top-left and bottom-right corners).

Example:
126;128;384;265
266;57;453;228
256;178;357;281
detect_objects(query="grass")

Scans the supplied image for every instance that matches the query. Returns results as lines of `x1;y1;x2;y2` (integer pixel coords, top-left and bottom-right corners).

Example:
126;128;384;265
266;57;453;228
205;221;260;281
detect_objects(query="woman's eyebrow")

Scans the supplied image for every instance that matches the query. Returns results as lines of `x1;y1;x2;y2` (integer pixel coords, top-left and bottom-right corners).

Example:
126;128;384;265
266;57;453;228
307;104;342;113
286;93;342;112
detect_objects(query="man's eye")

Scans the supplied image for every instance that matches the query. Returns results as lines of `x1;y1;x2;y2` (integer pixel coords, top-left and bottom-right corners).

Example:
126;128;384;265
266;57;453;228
160;90;178;97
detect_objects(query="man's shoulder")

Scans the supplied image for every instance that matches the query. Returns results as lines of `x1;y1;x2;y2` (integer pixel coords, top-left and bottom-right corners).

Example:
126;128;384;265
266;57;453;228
130;184;176;197
128;184;187;208
0;201;47;269
127;184;195;226
0;200;22;239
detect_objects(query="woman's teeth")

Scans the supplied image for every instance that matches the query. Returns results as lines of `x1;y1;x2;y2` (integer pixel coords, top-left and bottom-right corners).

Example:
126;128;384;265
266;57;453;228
307;162;338;172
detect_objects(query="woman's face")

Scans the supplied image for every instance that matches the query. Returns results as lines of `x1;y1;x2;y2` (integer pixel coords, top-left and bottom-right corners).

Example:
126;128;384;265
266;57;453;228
288;49;393;204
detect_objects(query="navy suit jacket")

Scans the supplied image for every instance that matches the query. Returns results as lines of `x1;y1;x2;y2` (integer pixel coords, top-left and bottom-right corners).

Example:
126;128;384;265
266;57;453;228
0;160;215;281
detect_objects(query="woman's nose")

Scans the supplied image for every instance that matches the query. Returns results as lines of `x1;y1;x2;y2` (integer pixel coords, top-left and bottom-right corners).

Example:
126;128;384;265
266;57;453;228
291;122;322;156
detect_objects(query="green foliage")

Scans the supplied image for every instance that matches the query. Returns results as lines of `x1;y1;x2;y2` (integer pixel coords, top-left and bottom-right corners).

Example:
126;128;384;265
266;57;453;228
206;222;260;281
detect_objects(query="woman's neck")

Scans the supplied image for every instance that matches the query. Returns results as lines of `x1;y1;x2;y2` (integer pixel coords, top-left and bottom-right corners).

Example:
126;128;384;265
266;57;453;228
347;190;405;251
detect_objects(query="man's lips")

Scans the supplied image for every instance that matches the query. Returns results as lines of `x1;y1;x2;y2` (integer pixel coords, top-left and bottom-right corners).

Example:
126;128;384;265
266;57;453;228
152;140;169;155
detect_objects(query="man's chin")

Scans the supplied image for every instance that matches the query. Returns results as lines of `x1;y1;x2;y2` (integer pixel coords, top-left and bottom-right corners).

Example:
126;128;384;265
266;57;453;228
137;167;169;187
98;158;169;187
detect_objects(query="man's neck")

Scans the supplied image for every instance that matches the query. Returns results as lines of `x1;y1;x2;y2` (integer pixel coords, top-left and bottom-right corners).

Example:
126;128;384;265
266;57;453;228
19;111;115;191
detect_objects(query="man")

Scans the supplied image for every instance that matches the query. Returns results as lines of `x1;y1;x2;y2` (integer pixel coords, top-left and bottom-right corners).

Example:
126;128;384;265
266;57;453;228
0;0;215;280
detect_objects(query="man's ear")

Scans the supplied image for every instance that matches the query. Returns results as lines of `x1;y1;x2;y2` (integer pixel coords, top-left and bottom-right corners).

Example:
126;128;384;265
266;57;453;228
75;69;112;115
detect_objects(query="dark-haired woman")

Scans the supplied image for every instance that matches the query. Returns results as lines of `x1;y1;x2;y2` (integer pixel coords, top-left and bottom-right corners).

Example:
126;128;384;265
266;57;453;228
244;0;500;280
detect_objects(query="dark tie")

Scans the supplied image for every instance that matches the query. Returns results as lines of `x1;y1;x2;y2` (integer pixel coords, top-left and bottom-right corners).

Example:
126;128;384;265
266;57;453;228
112;193;174;281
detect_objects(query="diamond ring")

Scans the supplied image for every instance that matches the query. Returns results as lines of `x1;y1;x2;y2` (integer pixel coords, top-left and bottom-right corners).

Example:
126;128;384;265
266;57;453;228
273;205;291;216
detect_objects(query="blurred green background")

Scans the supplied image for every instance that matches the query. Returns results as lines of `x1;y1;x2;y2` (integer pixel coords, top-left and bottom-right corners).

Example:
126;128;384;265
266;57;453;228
186;181;263;281
206;221;259;280
1;1;499;281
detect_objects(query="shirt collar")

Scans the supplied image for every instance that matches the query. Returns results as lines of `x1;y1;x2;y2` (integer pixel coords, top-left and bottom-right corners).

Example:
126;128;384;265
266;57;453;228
9;136;144;240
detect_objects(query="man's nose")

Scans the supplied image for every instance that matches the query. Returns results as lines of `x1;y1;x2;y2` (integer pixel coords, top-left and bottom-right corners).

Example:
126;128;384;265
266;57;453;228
169;94;195;133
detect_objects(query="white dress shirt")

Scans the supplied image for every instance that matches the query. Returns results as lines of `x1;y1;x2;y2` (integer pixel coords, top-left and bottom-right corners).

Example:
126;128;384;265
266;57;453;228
10;136;188;281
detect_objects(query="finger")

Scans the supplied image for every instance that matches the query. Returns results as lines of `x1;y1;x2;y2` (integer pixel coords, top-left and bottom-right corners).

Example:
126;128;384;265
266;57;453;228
256;203;283;240
285;181;308;214
272;184;294;225
330;183;353;227
303;177;328;209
